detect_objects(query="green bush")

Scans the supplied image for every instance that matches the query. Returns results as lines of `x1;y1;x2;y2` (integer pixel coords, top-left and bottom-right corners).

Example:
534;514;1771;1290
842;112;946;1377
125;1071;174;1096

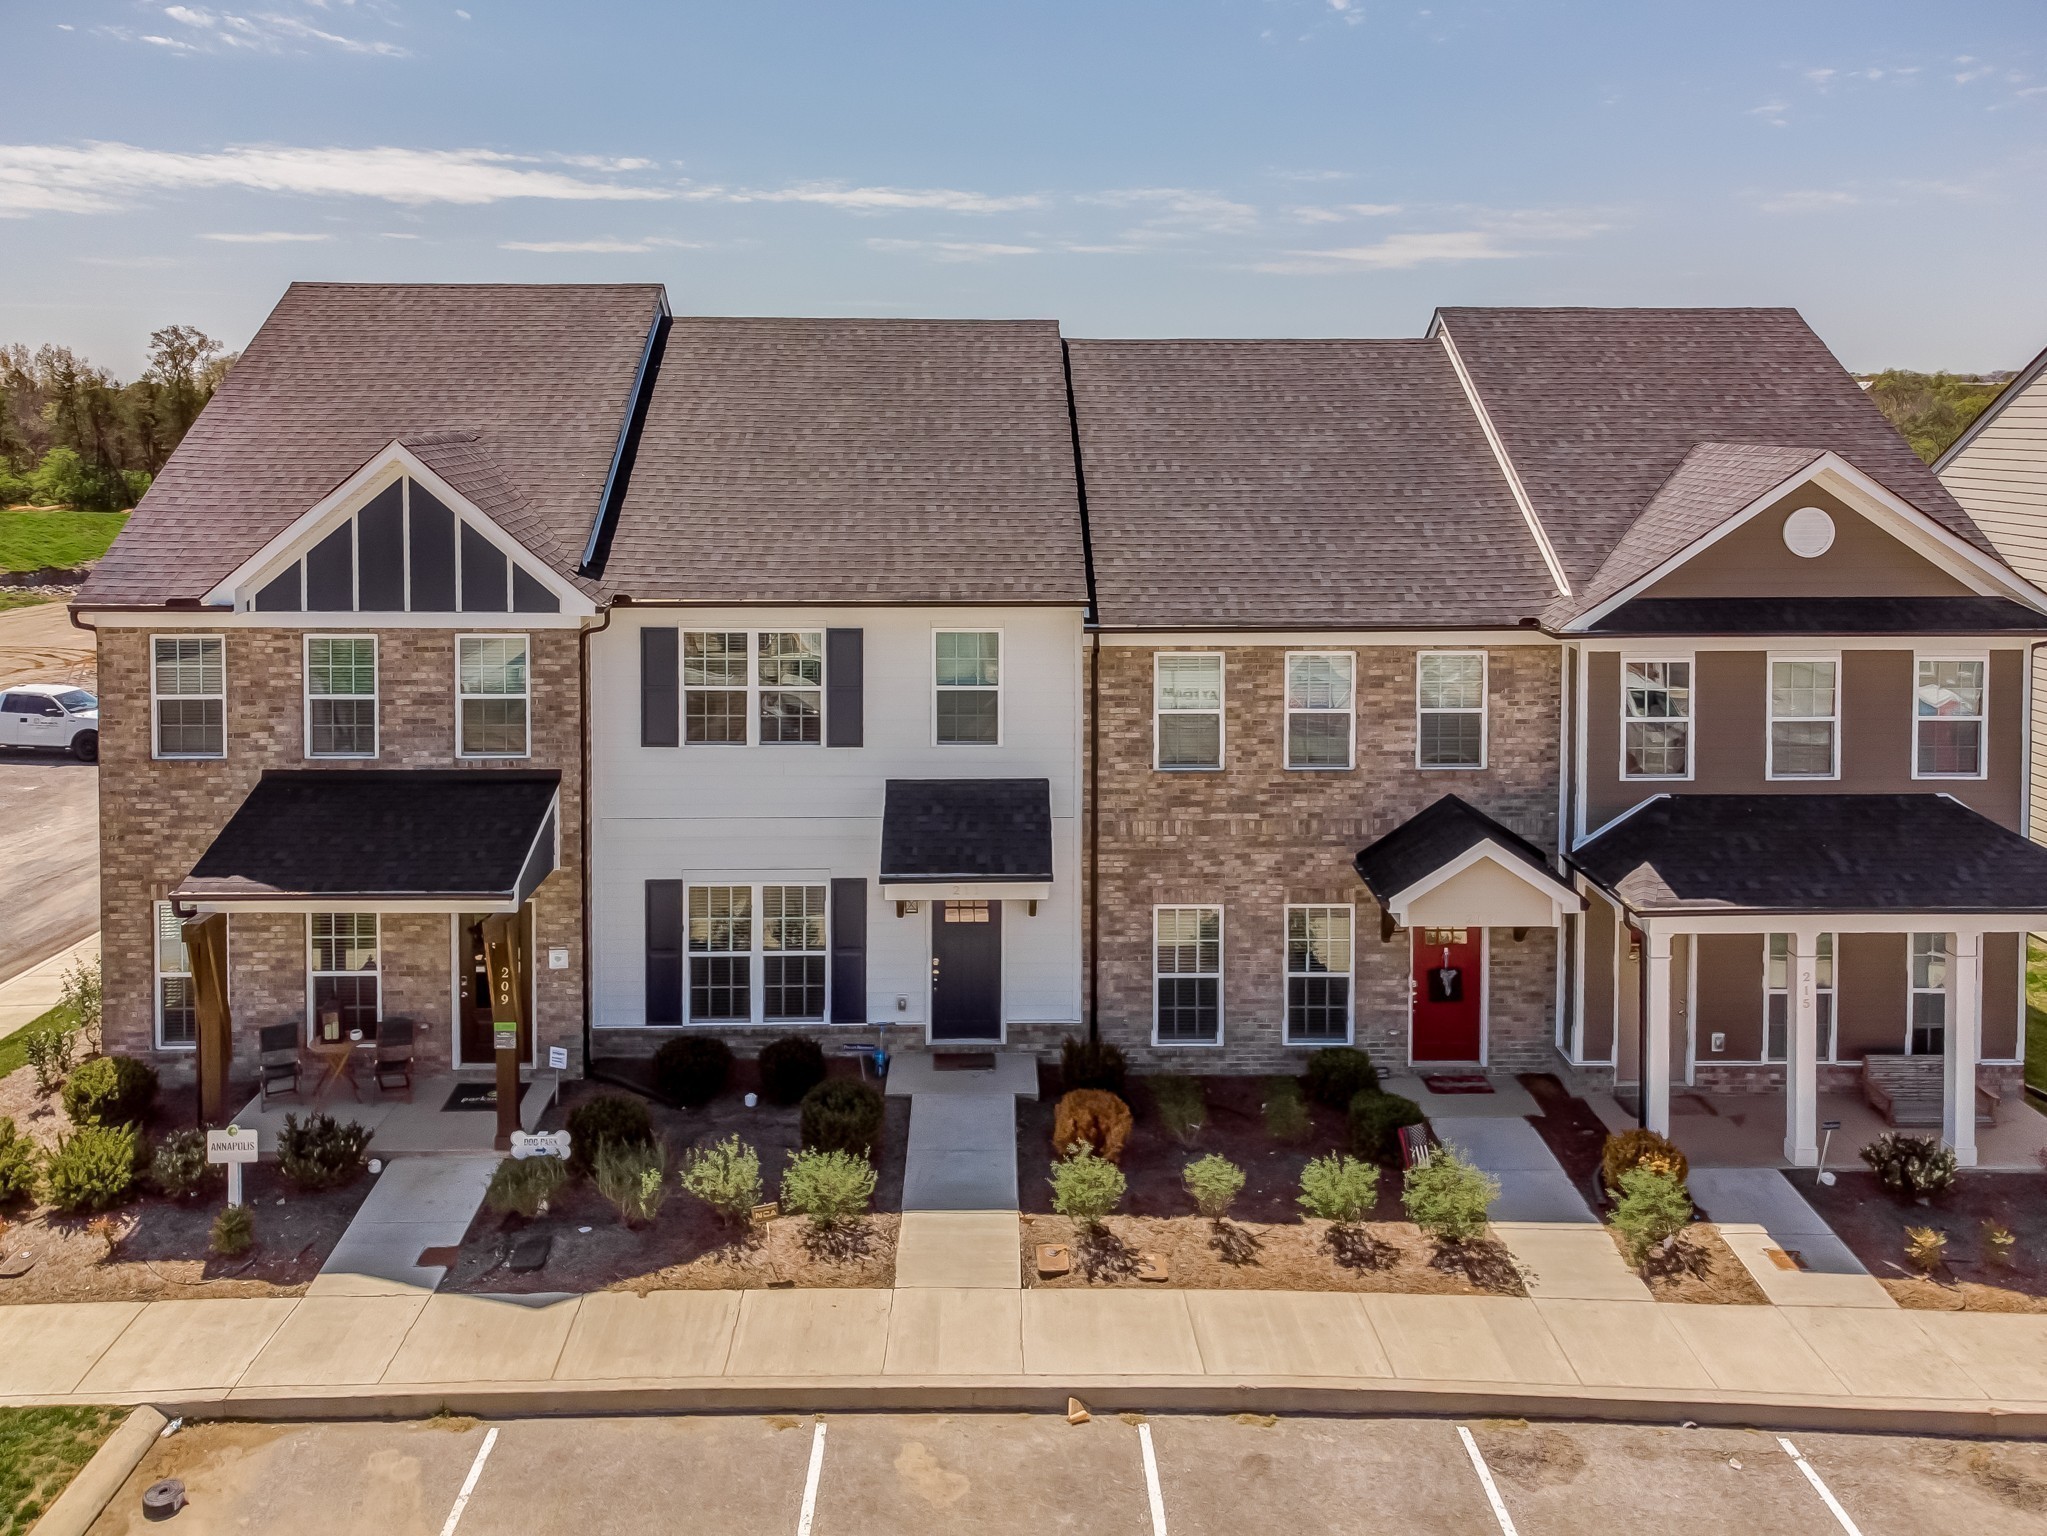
679;1135;762;1225
276;1112;371;1191
799;1078;885;1155
1182;1153;1245;1220
594;1140;670;1227
1303;1046;1379;1108
1049;1143;1126;1225
1402;1146;1498;1244
1297;1153;1380;1224
486;1155;568;1219
60;1055;158;1128
1262;1078;1313;1144
24;1027;77;1097
42;1124;139;1213
780;1148;877;1226
1150;1075;1207;1146
0;1119;39;1203
1600;1128;1689;1197
210;1205;254;1257
756;1036;826;1105
1061;1037;1127;1095
149;1128;217;1201
1860;1132;1958;1200
1347;1090;1426;1160
566;1092;655;1175
652;1036;732;1107
1610;1166;1694;1265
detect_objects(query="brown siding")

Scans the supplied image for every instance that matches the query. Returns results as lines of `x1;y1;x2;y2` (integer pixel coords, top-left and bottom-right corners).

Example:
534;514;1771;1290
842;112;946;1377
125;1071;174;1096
1580;889;1617;1062
1695;933;1765;1062
1983;931;2022;1061
1835;932;1906;1060
1642;487;1974;600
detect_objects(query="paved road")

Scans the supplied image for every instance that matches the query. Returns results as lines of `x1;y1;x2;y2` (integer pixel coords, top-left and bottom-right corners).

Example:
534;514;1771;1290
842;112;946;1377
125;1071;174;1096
87;1411;2047;1534
0;599;98;985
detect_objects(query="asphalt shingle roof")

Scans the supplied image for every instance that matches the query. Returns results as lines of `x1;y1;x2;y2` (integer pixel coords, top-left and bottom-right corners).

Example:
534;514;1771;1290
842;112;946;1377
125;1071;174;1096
880;778;1054;882
1352;794;1565;904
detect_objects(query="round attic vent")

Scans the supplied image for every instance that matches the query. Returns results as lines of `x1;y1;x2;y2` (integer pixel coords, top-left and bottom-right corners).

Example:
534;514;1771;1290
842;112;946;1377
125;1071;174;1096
1783;506;1836;558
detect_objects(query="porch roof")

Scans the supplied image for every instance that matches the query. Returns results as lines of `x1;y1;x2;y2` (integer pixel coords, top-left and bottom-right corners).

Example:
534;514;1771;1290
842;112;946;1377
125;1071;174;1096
880;778;1053;892
1583;594;2047;635
1353;794;1580;926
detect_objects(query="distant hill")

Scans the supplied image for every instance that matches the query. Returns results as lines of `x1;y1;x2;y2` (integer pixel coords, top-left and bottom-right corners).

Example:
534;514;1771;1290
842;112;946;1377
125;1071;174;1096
1859;369;2012;465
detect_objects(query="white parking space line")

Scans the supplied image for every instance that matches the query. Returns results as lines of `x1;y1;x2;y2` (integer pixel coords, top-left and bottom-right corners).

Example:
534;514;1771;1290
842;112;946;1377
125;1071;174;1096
1779;1437;1866;1536
1457;1426;1522;1536
1136;1421;1169;1536
438;1426;499;1536
796;1421;827;1536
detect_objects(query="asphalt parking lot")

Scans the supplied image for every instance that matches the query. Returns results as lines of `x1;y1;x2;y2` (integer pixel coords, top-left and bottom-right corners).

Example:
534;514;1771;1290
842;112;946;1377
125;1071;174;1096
86;1411;2047;1535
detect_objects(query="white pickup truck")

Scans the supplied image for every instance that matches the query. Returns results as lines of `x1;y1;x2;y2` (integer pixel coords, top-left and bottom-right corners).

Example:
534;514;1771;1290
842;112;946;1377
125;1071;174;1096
0;683;99;761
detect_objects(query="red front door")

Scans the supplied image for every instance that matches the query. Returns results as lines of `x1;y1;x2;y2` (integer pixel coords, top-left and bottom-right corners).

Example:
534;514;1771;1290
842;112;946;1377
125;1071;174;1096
1411;928;1482;1061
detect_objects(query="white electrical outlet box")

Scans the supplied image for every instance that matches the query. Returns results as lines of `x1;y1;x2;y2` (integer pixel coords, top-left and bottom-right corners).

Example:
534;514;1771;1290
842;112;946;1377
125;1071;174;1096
548;947;569;970
1710;1032;1726;1053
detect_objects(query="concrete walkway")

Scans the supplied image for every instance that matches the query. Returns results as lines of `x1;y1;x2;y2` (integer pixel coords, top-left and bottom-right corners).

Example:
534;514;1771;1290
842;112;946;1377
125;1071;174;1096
1689;1168;1895;1309
0;932;97;1037
893;1052;1029;1290
310;1154;498;1296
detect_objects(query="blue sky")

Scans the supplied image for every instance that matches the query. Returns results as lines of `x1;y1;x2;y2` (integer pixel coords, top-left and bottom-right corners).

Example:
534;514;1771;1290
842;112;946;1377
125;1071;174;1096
4;0;2045;373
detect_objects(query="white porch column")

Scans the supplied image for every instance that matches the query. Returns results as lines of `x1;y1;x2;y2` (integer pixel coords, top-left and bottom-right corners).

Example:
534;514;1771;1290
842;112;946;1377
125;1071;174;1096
1643;925;1673;1137
1944;930;1981;1168
1783;927;1821;1167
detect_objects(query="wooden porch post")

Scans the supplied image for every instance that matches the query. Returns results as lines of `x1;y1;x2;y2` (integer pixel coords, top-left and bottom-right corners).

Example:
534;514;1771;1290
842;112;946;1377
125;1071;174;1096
180;913;233;1127
1783;927;1821;1166
1944;930;1981;1168
481;913;525;1152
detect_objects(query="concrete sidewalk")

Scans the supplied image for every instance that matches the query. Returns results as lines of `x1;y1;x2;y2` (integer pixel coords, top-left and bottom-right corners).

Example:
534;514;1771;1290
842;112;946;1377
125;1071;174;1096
0;932;97;1036
310;1154;498;1296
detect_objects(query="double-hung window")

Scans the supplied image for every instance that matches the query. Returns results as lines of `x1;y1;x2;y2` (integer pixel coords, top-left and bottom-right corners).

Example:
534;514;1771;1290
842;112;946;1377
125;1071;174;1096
1915;658;1986;778
1909;933;1947;1055
688;883;829;1023
1622;659;1691;778
154;902;198;1049
457;635;529;757
1416;652;1486;769
1764;933;1835;1061
683;632;824;745
1286;905;1353;1044
1285;652;1354;769
1154;906;1222;1044
935;631;1000;744
1768;658;1838;779
305;636;377;758
1155;653;1223;769
309;913;379;1035
153;635;225;758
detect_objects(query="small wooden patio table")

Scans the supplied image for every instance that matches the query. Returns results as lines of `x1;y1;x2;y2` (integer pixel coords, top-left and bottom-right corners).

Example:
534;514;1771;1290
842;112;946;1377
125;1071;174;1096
305;1035;379;1104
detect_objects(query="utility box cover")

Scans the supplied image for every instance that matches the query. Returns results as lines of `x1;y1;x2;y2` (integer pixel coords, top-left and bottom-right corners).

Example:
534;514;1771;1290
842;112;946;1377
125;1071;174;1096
207;1127;259;1165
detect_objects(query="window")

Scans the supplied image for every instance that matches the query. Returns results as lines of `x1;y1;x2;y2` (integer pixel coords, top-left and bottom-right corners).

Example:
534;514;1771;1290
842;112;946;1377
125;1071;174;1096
1285;652;1354;769
1417;652;1486;769
684;632;748;744
757;633;823;744
152;636;225;758
1154;906;1222;1044
1286;905;1353;1044
305;636;377;758
154;902;198;1049
1622;659;1691;778
1909;932;1947;1055
457;635;529;757
309;913;379;1035
683;631;824;746
1155;653;1224;770
1915;658;1986;777
762;885;827;1020
688;885;752;1021
1765;933;1835;1062
935;631;1000;744
1768;658;1838;779
688;882;829;1024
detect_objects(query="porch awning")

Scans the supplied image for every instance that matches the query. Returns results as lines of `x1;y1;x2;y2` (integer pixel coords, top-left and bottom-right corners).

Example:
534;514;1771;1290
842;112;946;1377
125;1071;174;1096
171;769;560;913
1573;793;2047;918
880;778;1053;902
1353;794;1580;929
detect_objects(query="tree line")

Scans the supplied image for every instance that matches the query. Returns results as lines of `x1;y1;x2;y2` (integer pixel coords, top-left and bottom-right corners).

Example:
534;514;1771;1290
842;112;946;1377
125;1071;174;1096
1862;369;2009;465
0;326;236;511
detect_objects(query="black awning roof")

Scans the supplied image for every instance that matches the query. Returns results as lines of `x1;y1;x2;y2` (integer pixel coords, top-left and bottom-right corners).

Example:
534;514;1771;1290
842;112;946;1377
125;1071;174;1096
1572;793;2047;915
1353;794;1564;903
881;778;1053;883
1585;596;2046;635
172;770;560;906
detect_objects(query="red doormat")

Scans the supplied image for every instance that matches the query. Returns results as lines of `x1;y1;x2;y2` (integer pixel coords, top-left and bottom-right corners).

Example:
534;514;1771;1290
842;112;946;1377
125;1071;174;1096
1420;1073;1494;1094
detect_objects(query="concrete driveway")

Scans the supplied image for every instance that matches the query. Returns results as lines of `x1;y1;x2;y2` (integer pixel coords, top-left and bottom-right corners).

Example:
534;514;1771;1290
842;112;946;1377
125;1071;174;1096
0;598;98;985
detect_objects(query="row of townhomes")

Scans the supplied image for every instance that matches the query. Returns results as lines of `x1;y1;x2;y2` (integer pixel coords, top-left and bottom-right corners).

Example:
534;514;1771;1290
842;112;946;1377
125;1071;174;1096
76;282;2047;1168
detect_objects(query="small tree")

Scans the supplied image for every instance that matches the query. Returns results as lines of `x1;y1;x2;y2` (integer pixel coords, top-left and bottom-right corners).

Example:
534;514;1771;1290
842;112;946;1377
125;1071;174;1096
1609;1166;1693;1265
1151;1076;1207;1147
1402;1146;1497;1245
210;1205;254;1257
1262;1078;1312;1144
24;1027;78;1098
679;1135;762;1226
1297;1153;1380;1224
59;955;103;1055
780;1148;877;1227
1182;1154;1245;1221
1050;1144;1126;1226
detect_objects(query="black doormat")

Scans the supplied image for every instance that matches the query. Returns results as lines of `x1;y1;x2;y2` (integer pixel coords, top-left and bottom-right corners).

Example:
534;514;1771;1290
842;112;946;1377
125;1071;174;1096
933;1052;998;1072
442;1082;499;1111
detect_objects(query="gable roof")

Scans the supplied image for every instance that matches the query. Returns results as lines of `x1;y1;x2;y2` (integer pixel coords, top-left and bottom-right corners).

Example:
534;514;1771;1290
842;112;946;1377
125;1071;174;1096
596;318;1087;604
80;282;665;606
1353;794;1568;906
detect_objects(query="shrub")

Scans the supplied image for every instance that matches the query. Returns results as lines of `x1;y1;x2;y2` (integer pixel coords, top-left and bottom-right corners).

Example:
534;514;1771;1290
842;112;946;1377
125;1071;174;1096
1860;1133;1958;1200
756;1036;827;1105
679;1135;762;1225
652;1036;732;1107
1600;1128;1689;1197
780;1148;877;1226
1061;1038;1128;1095
60;1055;158;1129
486;1155;568;1219
42;1124;139;1213
0;1119;39;1204
1347;1091;1426;1161
800;1078;885;1155
24;1027;77;1097
1905;1225;1949;1273
1297;1153;1381;1224
276;1112;371;1191
594;1140;670;1228
59;955;103;1050
1263;1078;1313;1144
1303;1046;1379;1109
1985;1221;2018;1268
566;1093;655;1175
1052;1089;1133;1162
1610;1166;1694;1265
210;1205;254;1257
1150;1075;1207;1146
1182;1153;1245;1220
150;1128;217;1201
1049;1144;1126;1225
1402;1146;1498;1244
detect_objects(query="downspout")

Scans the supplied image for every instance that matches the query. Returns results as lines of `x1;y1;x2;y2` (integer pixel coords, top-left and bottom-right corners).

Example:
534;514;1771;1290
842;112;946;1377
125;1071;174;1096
1061;338;1101;1044
577;598;618;1081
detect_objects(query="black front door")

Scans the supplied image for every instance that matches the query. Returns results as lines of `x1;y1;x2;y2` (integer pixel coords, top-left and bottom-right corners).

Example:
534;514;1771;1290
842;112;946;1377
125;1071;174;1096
931;899;1002;1041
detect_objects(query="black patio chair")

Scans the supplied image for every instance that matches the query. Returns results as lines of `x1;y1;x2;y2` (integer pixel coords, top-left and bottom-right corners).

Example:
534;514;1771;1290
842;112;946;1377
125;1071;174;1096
258;1022;304;1109
375;1019;416;1099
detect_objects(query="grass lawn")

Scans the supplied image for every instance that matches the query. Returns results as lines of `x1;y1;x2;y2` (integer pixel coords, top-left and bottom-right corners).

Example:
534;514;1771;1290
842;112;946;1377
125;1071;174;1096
0;510;127;573
0;1406;124;1534
0;1005;78;1083
2028;937;2047;1097
0;592;54;613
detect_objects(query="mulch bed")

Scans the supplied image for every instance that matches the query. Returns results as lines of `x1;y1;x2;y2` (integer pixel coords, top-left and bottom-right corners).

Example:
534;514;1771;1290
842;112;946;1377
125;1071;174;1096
1792;1168;2047;1312
1618;1225;1770;1305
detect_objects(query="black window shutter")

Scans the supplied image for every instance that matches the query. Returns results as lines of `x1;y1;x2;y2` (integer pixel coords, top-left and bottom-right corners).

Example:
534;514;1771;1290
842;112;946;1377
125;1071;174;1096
641;627;679;747
830;877;867;1023
645;879;683;1024
826;628;863;748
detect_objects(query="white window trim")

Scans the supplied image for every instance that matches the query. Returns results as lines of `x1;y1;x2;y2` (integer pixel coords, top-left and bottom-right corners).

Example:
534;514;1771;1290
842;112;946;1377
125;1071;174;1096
1283;650;1356;772
1153;651;1225;772
455;633;532;760
152;901;205;1052
1619;654;1694;782
683;881;831;1028
1151;903;1225;1048
1284;903;1355;1046
150;633;226;761
680;630;826;749
933;627;1003;748
1415;650;1488;771
303;633;379;760
306;912;380;1041
1907;931;1949;1055
1761;932;1837;1065
1911;652;1990;781
1765;652;1841;782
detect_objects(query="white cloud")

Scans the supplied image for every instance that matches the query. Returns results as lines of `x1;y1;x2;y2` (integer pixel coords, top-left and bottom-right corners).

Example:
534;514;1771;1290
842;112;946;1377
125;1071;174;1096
1287;201;1402;223
106;4;409;56
1256;229;1521;274
866;238;1038;261
198;228;333;241
691;181;1045;214
1757;188;1860;213
1080;187;1258;235
500;236;703;253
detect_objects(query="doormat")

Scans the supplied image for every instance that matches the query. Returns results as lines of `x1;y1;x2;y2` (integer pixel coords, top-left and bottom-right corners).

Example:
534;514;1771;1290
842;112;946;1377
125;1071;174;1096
442;1082;498;1111
1420;1073;1493;1094
933;1052;998;1072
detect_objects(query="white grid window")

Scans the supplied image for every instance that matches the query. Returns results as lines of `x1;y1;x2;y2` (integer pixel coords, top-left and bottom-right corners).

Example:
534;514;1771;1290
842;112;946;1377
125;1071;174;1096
687;883;829;1023
458;636;529;757
683;632;824;746
1286;905;1353;1044
1154;906;1222;1044
152;635;225;758
154;902;198;1049
1909;933;1948;1055
935;631;1000;745
1622;659;1691;778
1286;652;1354;769
1155;653;1223;770
1765;933;1835;1062
1768;658;1837;779
309;913;379;1036
305;636;377;758
1915;658;1986;778
1417;652;1486;769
